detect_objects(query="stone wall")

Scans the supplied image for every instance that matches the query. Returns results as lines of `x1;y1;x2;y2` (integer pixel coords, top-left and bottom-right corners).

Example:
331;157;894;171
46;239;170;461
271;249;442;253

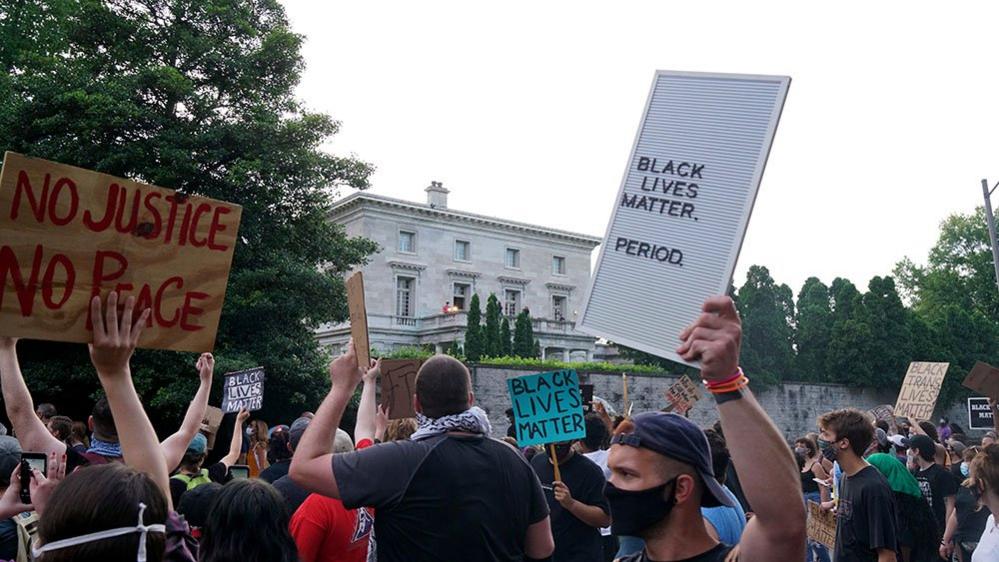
469;365;979;441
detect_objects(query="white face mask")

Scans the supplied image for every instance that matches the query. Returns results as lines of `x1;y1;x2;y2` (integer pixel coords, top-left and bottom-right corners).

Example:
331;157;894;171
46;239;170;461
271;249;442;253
33;502;165;562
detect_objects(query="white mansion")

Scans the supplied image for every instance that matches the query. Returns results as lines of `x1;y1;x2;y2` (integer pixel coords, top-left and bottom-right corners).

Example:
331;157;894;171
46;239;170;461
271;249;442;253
316;182;602;361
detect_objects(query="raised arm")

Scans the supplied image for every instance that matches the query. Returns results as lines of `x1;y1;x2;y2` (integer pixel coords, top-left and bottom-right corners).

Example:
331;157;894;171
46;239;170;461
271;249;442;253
88;292;170;507
353;359;380;444
677;297;806;561
290;339;367;498
220;409;250;467
160;352;214;471
0;338;66;458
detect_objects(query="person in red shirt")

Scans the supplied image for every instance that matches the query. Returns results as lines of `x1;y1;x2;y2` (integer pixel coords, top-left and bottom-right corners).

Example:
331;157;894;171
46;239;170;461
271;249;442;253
290;360;387;562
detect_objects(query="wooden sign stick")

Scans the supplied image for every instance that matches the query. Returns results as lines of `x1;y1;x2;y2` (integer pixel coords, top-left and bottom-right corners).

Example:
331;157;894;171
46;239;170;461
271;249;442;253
622;373;629;417
346;272;370;369
550;444;562;482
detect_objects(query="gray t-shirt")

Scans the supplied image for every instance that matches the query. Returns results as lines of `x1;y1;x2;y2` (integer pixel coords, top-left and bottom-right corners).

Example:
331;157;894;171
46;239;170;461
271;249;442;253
332;433;549;562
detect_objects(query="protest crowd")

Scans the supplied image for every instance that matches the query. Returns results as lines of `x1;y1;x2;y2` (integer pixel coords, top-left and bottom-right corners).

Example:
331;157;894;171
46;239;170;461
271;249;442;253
0;293;993;562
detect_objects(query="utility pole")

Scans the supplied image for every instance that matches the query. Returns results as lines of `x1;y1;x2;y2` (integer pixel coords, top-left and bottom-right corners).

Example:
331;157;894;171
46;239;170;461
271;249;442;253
983;179;999;294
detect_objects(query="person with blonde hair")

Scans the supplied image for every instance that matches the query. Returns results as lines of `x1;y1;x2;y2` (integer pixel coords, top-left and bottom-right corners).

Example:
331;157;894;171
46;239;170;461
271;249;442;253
966;445;999;561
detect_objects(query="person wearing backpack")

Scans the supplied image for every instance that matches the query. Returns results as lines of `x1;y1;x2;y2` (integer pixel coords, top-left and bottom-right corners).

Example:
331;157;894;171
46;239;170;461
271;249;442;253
170;409;249;506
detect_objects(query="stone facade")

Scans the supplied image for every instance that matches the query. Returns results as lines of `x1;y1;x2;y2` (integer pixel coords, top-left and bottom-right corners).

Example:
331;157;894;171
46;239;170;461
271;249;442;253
468;365;981;442
317;184;603;360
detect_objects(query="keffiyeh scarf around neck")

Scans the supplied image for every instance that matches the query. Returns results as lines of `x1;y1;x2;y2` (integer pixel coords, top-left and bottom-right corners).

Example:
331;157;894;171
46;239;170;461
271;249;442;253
411;406;492;441
87;436;122;458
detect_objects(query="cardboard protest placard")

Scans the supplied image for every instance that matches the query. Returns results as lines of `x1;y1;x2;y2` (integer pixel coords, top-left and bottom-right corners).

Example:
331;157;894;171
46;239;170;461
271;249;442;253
220;367;265;413
380;359;421;419
507;370;586;447
968;397;995;431
964;361;999;399
868;404;894;423
0;152;242;352
894;362;950;421
578;71;790;367
346;272;370;369
200;406;224;449
664;375;701;415
806;501;836;550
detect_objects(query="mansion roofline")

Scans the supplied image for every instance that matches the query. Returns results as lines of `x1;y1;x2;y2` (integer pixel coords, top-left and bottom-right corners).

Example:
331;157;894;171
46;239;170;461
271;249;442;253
330;192;603;247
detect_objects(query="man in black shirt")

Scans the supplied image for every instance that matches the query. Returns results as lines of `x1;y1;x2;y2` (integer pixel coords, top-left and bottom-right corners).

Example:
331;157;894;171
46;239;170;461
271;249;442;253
907;434;958;539
818;408;898;562
611;297;806;562
291;344;554;561
531;441;610;562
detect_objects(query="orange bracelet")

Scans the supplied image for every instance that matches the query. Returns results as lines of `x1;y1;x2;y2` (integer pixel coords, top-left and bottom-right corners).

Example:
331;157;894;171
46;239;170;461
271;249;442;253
704;375;749;394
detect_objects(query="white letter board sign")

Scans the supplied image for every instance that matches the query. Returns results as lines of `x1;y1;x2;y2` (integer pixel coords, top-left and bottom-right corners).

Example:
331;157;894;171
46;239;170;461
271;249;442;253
579;70;790;367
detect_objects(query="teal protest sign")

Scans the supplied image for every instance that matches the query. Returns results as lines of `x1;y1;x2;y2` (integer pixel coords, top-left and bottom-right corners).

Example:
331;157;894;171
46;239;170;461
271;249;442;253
507;369;586;447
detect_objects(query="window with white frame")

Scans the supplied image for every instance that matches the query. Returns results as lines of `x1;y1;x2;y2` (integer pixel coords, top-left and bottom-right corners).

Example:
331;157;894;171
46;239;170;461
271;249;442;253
504;289;521;316
553;256;566;275
453;282;470;310
454;240;470;261
505;248;520;269
552;295;567;321
396;276;415;317
398;230;416;253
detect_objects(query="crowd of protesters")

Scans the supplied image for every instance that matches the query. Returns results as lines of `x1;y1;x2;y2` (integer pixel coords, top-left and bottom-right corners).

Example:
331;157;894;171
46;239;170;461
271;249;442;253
0;292;995;561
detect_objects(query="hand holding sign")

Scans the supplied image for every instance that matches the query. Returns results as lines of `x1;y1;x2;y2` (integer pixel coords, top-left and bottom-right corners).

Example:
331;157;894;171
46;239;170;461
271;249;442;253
552;481;573;508
676;297;742;381
88;292;150;378
329;338;368;396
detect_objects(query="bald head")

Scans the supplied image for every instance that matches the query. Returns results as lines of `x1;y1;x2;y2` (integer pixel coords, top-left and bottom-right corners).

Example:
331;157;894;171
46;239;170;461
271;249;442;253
415;355;472;418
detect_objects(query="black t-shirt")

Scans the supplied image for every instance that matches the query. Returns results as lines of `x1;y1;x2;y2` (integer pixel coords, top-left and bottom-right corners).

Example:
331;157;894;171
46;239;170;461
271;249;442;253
618;543;735;562
954;485;991;543
332;434;549;562
835;465;898;562
259;459;290;484
0;518;17;560
272;474;311;514
530;452;609;562
169;462;230;507
912;464;958;533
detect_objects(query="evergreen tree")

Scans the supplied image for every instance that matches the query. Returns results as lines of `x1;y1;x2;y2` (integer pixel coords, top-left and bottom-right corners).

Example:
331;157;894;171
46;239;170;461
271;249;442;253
795;277;832;382
736;266;795;384
484;294;502;357
446;340;463;358
464;294;483;361
514;309;534;357
533;339;542;359
500;318;513;356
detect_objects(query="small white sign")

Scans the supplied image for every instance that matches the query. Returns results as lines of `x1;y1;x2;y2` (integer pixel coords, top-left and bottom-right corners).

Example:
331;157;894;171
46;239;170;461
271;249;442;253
579;70;790;366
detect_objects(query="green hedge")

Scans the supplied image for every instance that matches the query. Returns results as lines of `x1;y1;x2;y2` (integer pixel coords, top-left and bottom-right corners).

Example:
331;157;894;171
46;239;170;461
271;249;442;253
378;348;674;376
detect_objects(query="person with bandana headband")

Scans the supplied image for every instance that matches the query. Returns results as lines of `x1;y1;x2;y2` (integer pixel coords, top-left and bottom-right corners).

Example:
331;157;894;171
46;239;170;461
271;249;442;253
866;453;937;562
608;296;806;562
529;439;610;562
817;409;899;562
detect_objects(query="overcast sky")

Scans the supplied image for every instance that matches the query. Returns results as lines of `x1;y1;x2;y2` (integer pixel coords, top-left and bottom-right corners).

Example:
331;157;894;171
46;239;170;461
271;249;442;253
283;1;999;294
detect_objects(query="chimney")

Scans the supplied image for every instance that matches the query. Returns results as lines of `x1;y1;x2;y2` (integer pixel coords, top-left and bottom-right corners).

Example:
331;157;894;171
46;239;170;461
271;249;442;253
425;181;449;209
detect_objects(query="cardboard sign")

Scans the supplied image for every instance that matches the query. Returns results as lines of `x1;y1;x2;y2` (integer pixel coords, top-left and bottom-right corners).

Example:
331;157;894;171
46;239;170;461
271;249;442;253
220;367;265;413
806;501;836;550
346;272;370;369
894;362;950;421
665;375;701;414
969;397;995;431
200;406;224;450
578;71;790;367
0;152;242;352
380;359;421;419
580;384;594;412
868;404;894;423
964;361;999;399
507;370;586;447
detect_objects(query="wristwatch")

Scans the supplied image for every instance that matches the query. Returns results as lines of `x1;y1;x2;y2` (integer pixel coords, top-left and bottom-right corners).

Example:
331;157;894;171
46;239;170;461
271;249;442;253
713;386;746;404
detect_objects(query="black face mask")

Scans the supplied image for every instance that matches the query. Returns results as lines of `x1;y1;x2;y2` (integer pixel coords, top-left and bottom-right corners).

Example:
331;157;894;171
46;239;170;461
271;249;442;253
818;438;839;462
604;478;677;536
